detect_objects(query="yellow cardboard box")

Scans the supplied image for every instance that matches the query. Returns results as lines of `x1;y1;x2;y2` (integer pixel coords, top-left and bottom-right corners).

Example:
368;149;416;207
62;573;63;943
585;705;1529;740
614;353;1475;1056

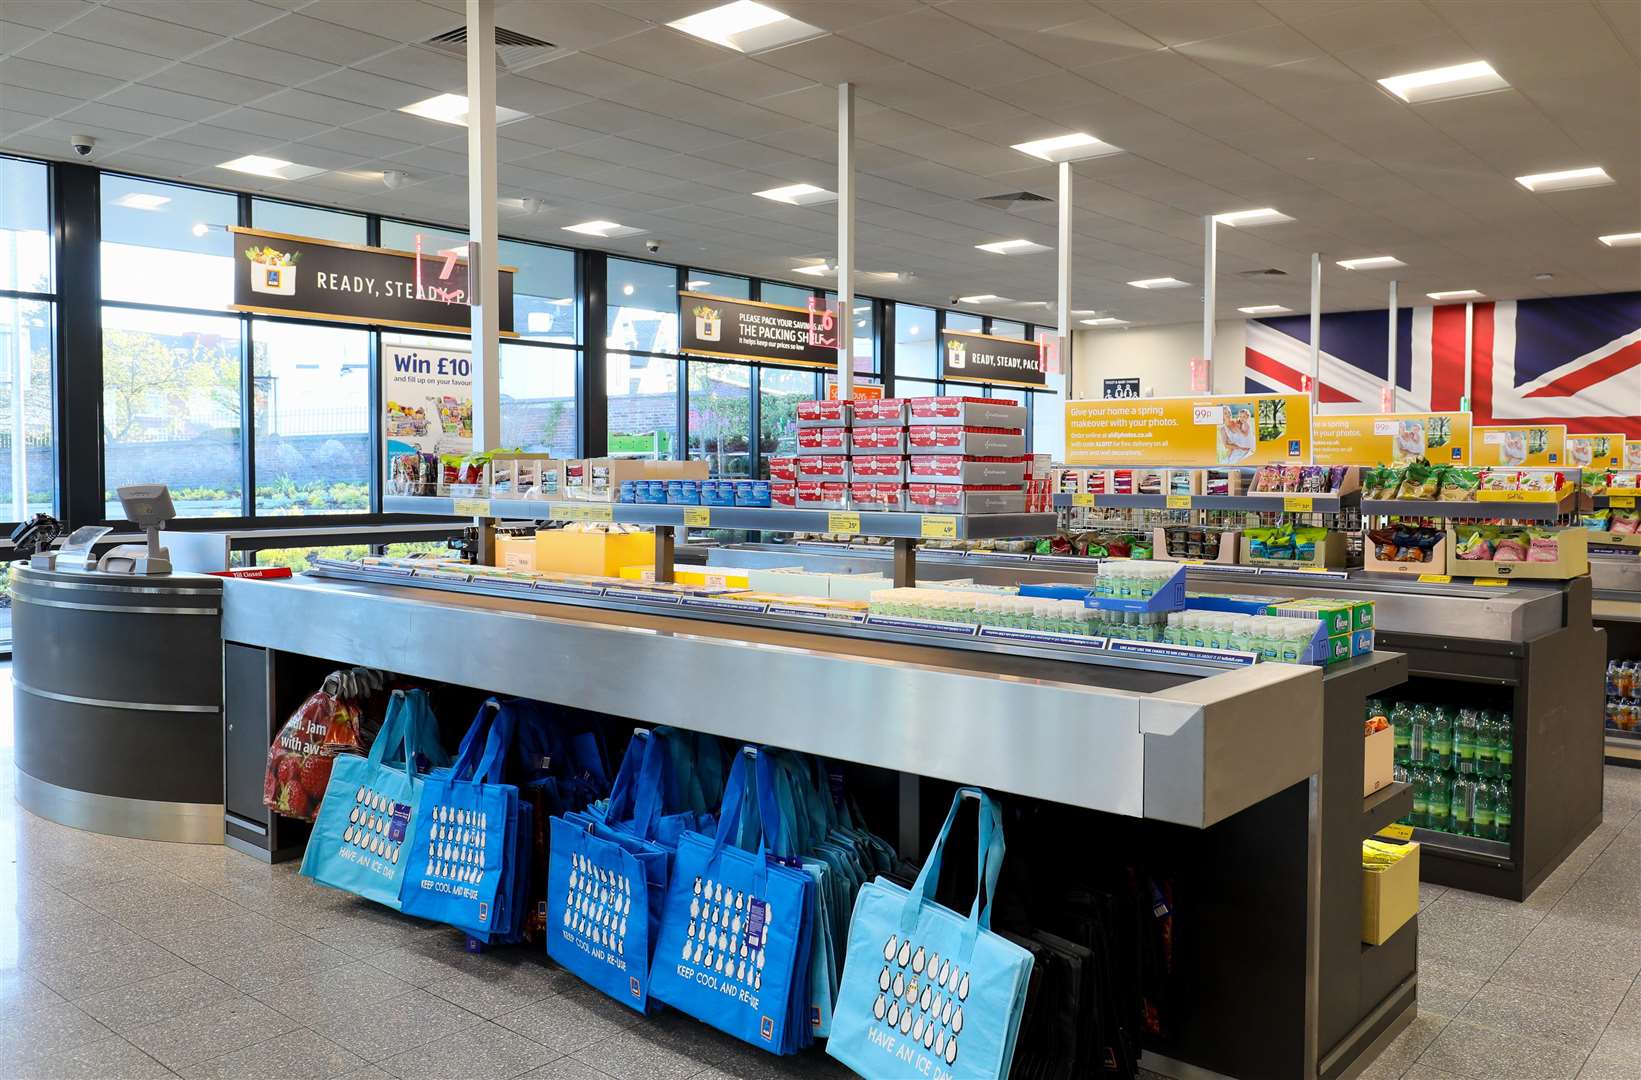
1362;841;1419;945
534;529;653;576
1364;725;1394;797
493;533;537;571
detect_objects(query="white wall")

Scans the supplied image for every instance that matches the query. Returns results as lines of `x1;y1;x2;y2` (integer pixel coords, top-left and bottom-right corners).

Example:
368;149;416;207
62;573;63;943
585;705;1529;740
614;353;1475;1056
1071;320;1247;399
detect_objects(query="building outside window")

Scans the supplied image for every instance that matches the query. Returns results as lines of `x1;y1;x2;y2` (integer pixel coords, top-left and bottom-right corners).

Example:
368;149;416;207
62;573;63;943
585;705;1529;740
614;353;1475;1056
758;367;816;473
251;319;370;515
0;156;56;522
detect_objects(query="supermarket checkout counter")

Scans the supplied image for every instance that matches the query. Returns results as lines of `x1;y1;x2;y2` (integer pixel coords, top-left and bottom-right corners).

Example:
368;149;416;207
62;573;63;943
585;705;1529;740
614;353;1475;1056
704;541;1603;902
10;562;224;843
221;568;1413;1080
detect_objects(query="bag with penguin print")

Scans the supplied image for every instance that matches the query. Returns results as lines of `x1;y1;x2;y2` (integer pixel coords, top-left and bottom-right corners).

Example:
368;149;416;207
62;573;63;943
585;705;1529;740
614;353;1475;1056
300;689;441;911
649;747;816;1054
396;699;519;938
826;787;1033;1080
546;730;675;1012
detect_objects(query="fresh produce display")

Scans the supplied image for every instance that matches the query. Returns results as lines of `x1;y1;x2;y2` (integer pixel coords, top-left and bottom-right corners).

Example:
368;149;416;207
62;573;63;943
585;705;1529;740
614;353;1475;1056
1378;698;1514;843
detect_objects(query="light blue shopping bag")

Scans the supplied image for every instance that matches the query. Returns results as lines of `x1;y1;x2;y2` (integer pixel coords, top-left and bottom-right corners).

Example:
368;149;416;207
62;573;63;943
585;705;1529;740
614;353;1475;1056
300;689;439;910
827;787;1033;1080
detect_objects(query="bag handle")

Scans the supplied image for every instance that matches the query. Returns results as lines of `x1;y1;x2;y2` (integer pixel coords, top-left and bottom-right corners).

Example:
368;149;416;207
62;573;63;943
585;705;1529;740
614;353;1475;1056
472;700;515;785
711;748;771;898
604;730;665;841
603;731;648;823
367;689;416;782
898;788;1006;961
753;751;794;858
449;699;501;781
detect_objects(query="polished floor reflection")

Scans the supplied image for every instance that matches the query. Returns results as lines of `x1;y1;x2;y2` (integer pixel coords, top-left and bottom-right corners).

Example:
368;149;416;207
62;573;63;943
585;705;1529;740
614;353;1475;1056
5;661;1641;1079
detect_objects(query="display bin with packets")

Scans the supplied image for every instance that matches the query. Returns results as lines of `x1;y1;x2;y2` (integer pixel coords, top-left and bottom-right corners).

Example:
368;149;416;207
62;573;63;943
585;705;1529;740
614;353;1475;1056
1449;524;1590;579
1362;839;1419;946
1364;523;1449;576
1153;525;1241;565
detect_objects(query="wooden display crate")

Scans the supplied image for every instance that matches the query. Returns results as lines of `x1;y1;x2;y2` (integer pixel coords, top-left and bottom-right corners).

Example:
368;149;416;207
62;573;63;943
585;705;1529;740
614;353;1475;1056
1446;525;1590;579
1153;526;1240;564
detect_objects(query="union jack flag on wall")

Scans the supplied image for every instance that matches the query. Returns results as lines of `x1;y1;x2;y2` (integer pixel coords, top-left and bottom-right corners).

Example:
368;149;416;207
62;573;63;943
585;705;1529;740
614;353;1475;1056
1245;291;1641;437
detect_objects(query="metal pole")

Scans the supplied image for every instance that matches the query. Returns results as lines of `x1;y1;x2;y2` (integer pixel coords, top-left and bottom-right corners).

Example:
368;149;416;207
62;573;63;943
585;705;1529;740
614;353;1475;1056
1386;280;1398;412
466;0;500;564
1462;301;1474;412
1057;160;1073;397
1309;252;1321;408
1202;215;1217;387
836;82;855;399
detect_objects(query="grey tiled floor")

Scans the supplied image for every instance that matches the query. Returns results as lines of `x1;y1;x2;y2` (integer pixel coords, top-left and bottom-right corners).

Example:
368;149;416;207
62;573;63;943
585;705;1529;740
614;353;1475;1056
5;677;1641;1080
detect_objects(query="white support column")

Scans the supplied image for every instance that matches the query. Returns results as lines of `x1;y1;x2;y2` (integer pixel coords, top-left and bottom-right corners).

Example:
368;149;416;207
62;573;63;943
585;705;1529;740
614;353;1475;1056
1202;215;1217;386
836;82;855;399
1308;252;1321;407
466;0;500;452
1386;279;1399;412
1057;161;1073;397
1463;301;1474;412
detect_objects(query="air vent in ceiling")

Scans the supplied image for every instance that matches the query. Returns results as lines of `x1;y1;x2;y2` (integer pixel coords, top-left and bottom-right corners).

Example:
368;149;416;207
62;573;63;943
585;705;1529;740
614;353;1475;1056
1239;268;1289;279
977;191;1053;210
425;25;556;72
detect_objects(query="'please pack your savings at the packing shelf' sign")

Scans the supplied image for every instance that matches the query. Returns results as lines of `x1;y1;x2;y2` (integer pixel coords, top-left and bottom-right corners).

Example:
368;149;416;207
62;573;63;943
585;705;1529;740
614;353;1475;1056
940;329;1048;388
230;227;516;335
680;291;838;367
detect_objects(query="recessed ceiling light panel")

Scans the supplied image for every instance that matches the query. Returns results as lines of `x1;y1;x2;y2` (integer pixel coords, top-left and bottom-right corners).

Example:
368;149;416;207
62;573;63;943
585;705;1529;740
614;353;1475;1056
1010;132;1123;163
1515;166;1614;193
1598;231;1641;248
754;183;836;206
1377;60;1508;103
400;93;527;127
1238;305;1292;315
1336;256;1405;270
792;263;832;277
1427;290;1485;301
219;155;326;180
668;1;825;53
1213;207;1294;227
562;220;645;238
958;294;1009;303
1126;277;1189;289
976;239;1050;255
1080;317;1128;327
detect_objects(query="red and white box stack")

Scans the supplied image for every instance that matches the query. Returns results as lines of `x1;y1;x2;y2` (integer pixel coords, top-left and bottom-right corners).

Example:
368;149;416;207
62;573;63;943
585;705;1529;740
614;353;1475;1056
843;397;909;510
905;396;1028;515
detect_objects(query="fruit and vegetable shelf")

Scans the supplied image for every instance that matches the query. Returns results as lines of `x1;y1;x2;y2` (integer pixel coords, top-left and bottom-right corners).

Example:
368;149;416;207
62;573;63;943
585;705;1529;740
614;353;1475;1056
1051;491;1360;513
383;494;1056;541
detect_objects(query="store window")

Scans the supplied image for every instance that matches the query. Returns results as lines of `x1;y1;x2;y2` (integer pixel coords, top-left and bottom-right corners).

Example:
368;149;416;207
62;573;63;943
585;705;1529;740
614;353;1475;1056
687;362;751;477
1034;327;1065;460
990;319;1026;340
760;282;815;309
608;258;677;354
1;157;52;294
824;293;876;373
102;306;242;518
894;303;937;395
0;298;55;519
381;219;467;257
501;342;578;457
101;175;236;310
251;199;365;245
759;367;815;473
251;320;370;515
608;352;677;458
686;270;749;299
945;311;983;333
502;239;576;345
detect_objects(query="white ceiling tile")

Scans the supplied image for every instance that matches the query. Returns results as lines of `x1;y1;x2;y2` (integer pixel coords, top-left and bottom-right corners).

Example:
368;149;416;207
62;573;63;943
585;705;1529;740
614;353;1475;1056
1108;0;1279;46
1292;0;1449;52
677;58;817;101
839;7;998;60
139;63;283;105
752;33;901;84
764;0;923;32
0;111;48;137
351;44;468;92
213;106;331;141
107;0;286;36
298;0;458;42
257;89;380;126
0;18;48;51
1173;23;1323;76
0;57;124;99
300;126;416;158
1077;47;1221;93
516;51;650;97
494;0;651;51
613;118;744;155
56;5;223;58
344;108;460;143
101;84;231;122
303;68;435;110
540;99;657;136
191;39;339;84
59;101;183;137
0;1;95;31
169;123;278;154
587;25;741;77
501;116;603;150
494;74;593;116
909;41;1058;89
386;144;467;174
18;32;172;81
565;134;681;168
0;84;80;119
240;12;399;66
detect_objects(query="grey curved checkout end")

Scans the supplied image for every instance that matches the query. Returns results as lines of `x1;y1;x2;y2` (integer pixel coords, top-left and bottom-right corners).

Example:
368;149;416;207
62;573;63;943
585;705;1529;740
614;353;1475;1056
11;562;224;843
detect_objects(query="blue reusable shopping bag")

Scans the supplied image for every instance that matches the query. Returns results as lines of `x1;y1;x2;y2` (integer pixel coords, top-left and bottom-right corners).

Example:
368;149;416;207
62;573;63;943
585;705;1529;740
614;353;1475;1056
827;788;1034;1080
300;689;437;910
547;730;674;1012
398;699;518;938
650;748;816;1054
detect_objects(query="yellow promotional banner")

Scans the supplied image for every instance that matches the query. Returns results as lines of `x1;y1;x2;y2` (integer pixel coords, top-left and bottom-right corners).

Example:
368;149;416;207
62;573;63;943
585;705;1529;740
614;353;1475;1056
1566;433;1625;469
1065;393;1310;466
1626;441;1641;471
1311;412;1471;466
1473;425;1566;467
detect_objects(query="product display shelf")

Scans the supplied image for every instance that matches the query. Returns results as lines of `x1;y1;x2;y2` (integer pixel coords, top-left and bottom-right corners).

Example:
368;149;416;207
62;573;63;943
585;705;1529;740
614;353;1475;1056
383;493;1055;588
1363;782;1414;837
1593;554;1641;766
1591;493;1640;509
220;569;1408;1080
1051;491;1359;514
1360;495;1573;522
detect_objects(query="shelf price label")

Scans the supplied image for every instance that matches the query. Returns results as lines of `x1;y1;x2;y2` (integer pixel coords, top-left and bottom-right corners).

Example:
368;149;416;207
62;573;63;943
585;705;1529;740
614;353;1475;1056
1472;578;1508;586
827;511;860;535
555;503;612;523
1417;574;1452;584
452;498;491;517
1070;493;1096;507
682;507;711;528
920;514;958;540
1166;494;1192;510
1476;489;1559;503
1611;496;1637;509
1282;495;1314;513
1377;823;1414;842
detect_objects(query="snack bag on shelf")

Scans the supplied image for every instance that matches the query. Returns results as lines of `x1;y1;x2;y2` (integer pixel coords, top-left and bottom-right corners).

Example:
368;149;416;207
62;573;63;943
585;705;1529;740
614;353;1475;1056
1479;469;1519;492
1252;465;1281;492
1582;511;1613;532
1299;466;1330;493
1396;460;1438;500
1492;531;1529;561
1329;466;1349;493
1455;529;1493;560
1613;510;1641;535
1439;467;1481;502
1583;469;1611;496
1519;470;1558;493
1527;532;1561;562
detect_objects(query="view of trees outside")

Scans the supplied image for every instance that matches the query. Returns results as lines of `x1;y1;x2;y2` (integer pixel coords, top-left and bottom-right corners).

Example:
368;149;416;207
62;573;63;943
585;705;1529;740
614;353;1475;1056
759;368;815;469
252;320;371;515
1;157;56;520
686;361;751;477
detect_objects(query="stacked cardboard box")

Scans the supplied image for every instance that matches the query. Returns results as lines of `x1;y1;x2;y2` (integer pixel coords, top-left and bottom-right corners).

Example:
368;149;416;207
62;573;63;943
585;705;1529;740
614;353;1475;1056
906;397;1028;514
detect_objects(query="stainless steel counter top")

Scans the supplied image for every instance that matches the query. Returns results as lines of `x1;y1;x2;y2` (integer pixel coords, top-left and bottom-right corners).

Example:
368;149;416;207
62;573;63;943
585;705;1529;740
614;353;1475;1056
221;574;1348;829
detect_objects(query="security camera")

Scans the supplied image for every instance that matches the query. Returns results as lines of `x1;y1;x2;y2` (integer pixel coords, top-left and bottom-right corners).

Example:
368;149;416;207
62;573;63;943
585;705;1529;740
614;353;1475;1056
382;170;405;190
644;240;660;254
949;295;961;306
70;134;95;158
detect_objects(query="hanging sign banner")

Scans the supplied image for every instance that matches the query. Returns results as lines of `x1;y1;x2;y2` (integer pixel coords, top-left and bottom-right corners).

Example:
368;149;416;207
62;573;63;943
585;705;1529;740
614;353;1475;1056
1566;432;1625;469
1473;424;1566;467
939;329;1047;388
1103;377;1141;399
1065;393;1311;466
230;227;515;335
679;291;837;368
1311;412;1471;466
383;345;473;468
